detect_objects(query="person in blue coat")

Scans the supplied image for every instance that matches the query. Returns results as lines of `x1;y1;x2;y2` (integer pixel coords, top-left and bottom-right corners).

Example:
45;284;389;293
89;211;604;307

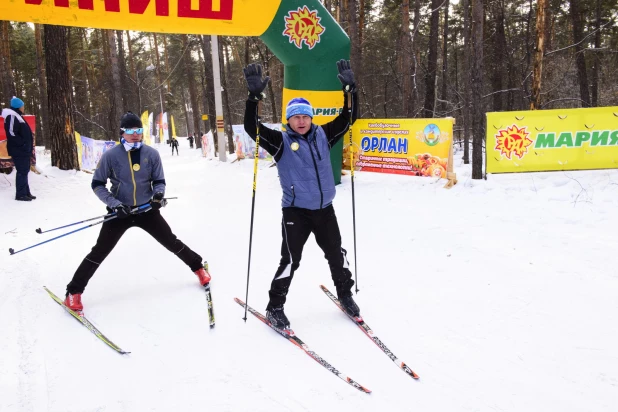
243;60;359;330
2;97;35;201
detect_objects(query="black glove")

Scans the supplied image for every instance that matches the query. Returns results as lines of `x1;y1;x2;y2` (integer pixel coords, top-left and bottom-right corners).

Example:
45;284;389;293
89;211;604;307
113;204;131;219
150;192;168;210
336;59;356;93
243;63;270;101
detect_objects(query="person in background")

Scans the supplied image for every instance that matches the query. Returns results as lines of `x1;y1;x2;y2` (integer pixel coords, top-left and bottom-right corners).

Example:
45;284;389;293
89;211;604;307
2;96;35;201
188;134;194;149
63;112;210;313
171;137;179;156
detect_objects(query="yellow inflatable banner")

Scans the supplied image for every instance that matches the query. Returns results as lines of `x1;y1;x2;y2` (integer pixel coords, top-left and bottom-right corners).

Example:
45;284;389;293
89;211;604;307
350;119;453;177
0;0;280;36
487;106;618;173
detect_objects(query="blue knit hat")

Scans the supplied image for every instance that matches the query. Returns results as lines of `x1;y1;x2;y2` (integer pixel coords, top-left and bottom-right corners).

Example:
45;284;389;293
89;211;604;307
286;98;313;120
10;96;24;109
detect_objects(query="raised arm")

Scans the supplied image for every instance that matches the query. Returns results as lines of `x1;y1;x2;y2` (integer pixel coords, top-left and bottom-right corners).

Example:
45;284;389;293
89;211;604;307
243;63;284;160
322;60;359;148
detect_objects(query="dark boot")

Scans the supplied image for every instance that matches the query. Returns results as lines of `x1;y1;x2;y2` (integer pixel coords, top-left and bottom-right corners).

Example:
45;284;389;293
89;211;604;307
27;193;36;200
266;306;290;329
339;295;360;317
15;195;32;201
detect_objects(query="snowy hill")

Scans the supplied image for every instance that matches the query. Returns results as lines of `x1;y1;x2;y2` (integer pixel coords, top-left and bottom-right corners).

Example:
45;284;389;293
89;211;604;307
1;142;617;412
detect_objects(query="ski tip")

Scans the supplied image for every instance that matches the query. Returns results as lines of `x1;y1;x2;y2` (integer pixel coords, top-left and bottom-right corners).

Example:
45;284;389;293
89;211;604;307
347;378;372;394
402;362;420;379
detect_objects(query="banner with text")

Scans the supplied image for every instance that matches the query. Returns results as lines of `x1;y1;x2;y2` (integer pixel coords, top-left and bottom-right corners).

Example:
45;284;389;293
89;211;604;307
486;106;618;173
349;119;453;177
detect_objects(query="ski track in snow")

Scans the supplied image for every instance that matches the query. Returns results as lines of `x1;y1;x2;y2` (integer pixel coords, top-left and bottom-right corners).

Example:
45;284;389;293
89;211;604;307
1;142;618;411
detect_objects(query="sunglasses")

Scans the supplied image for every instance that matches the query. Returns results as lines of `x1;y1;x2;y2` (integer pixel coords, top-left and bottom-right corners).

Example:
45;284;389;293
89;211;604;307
122;128;144;135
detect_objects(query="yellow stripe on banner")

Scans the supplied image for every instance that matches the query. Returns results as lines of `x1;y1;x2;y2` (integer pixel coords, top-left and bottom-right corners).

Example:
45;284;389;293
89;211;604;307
0;0;281;37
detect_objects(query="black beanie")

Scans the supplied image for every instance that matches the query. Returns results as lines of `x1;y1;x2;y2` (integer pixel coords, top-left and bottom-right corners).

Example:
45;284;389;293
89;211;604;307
120;112;142;129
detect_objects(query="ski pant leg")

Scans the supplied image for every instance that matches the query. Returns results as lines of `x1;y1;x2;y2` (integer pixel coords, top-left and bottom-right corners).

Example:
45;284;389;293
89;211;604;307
12;156;30;198
66;216;132;294
136;209;203;271
267;207;312;310
312;205;355;298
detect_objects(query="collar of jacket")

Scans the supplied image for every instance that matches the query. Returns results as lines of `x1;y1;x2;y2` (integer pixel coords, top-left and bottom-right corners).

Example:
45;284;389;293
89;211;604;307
285;123;317;141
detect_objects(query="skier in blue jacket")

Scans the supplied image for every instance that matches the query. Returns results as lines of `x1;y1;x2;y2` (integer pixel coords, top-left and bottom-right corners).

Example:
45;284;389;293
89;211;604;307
64;112;210;312
243;60;359;329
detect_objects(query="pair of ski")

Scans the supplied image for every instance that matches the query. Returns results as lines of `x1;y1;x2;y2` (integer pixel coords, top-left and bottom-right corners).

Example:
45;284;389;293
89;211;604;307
235;285;419;394
43;282;215;354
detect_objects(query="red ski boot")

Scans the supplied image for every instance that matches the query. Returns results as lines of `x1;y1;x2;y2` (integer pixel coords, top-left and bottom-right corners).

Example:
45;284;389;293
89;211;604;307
194;265;211;286
64;293;83;312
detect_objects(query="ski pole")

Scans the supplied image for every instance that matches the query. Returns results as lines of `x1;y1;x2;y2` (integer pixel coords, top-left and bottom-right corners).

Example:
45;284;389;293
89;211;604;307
348;92;359;294
9;204;151;256
35;212;115;234
10;215;117;256
244;100;261;322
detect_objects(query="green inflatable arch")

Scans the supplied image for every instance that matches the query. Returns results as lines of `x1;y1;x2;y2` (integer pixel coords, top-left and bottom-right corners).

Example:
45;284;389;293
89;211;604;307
1;0;349;182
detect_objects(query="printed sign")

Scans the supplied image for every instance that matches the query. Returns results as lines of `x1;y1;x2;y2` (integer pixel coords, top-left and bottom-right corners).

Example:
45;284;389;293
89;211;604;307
349;119;453;177
486;106;618;173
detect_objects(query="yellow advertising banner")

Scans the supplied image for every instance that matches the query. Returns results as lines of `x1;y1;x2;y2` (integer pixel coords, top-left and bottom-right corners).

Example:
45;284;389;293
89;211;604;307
281;88;343;126
0;0;280;36
140;111;151;145
486;106;618;173
350;119;453;177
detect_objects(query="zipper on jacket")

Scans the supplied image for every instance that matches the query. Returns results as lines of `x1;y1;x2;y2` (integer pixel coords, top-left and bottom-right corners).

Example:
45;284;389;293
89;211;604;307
308;146;324;209
312;138;322;160
291;185;296;207
127;151;137;206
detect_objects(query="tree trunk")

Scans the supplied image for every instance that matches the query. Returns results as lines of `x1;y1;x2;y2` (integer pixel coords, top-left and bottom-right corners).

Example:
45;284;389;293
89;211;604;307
182;35;201;138
462;0;471;163
490;0;507;111
115;30;130;112
590;0;601;107
0;22;16;101
401;0;413;117
440;0;450;115
34;24;50;149
423;0;440;118
220;39;235;154
348;0;362;96
530;0;547;110
107;30;125;128
570;0;590;107
471;0;484;179
44;25;79;170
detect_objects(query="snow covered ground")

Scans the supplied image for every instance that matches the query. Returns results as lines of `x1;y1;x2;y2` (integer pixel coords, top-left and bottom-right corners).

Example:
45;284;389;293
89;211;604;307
1;139;617;412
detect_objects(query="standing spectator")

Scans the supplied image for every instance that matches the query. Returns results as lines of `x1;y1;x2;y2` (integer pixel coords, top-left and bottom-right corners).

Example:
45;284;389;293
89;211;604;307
2;96;36;201
171;137;179;156
188;134;194;149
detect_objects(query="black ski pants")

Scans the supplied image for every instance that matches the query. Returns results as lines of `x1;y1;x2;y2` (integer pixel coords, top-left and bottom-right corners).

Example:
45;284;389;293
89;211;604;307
267;205;354;310
67;208;202;294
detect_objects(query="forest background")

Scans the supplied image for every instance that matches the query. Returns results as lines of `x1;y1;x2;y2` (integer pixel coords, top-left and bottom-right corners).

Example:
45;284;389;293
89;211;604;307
0;0;617;179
